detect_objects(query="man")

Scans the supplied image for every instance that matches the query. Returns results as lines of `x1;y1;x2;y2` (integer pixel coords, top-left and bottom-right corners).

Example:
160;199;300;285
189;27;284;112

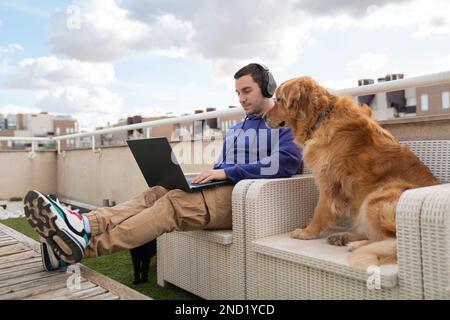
24;63;303;271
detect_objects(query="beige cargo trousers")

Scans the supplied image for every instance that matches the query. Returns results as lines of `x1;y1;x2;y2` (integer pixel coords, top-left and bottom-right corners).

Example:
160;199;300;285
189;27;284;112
83;184;234;258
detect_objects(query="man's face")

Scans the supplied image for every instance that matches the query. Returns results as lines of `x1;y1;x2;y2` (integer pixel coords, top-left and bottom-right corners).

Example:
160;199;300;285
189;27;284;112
235;75;265;115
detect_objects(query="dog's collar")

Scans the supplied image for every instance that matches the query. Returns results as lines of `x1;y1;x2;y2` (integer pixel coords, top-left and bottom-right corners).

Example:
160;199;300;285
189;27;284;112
309;106;334;135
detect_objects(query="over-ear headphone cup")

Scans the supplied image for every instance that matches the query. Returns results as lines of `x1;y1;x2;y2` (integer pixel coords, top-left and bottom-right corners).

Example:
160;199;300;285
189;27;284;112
261;75;269;98
265;72;277;98
252;63;277;98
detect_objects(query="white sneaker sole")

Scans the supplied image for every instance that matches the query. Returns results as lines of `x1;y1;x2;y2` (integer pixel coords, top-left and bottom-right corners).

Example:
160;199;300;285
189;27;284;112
24;190;85;264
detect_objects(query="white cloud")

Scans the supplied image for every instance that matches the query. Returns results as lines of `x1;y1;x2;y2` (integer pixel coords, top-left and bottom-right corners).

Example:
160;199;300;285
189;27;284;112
36;86;122;114
0;44;25;75
0;104;41;115
110;78;237;116
49;0;194;62
340;0;450;37
0;44;24;55
435;55;450;70
123;106;167;118
35;86;124;130
48;0;314;79
4;56;115;89
294;0;412;16
322;78;359;90
348;53;389;71
183;1;311;68
47;0;450;82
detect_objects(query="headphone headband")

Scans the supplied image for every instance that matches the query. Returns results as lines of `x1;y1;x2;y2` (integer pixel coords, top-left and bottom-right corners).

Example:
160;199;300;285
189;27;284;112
254;63;269;71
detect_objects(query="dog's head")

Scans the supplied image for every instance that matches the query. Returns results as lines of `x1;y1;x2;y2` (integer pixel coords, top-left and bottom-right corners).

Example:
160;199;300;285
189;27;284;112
264;76;335;144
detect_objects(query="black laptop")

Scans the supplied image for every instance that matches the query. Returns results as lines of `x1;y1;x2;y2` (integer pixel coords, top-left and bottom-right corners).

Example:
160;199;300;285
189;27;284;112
127;137;231;192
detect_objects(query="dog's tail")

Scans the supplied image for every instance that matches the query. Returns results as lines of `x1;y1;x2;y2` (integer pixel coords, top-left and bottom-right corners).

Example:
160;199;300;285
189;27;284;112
349;238;397;268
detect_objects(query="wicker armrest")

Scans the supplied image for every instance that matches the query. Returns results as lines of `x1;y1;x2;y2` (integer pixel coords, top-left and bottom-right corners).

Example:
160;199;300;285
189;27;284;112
231;179;257;237
243;174;319;241
417;183;450;299
396;183;450;299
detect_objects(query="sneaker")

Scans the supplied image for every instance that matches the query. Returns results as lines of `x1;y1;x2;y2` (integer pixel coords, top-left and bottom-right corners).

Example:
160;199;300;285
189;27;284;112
24;190;90;265
40;237;67;271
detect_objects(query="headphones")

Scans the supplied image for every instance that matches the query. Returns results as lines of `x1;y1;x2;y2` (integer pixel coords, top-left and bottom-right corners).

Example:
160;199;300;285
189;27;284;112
251;63;277;98
215;64;276;166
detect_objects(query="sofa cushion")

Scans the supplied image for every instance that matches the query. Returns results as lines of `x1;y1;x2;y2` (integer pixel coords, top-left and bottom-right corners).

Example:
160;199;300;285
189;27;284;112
176;230;233;245
252;230;398;289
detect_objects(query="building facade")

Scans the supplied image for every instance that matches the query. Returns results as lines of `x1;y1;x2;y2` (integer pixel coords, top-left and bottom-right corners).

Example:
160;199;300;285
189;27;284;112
416;84;450;116
54;117;77;150
356;73;450;120
0;112;77;150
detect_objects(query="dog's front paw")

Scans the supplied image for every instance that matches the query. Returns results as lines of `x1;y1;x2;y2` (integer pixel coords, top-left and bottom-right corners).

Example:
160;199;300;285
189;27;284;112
291;228;317;240
326;233;350;246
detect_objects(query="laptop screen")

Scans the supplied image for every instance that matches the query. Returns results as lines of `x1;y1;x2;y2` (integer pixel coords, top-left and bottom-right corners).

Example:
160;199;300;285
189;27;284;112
127;137;191;191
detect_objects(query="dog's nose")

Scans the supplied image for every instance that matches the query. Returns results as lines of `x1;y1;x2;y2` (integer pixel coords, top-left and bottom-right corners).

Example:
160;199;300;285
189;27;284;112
279;121;286;127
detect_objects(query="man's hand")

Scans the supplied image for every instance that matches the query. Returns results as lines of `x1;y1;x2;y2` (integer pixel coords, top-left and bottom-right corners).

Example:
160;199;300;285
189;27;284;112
192;169;227;184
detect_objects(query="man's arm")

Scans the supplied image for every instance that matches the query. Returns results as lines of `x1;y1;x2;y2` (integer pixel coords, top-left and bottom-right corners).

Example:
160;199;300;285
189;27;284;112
215;128;302;183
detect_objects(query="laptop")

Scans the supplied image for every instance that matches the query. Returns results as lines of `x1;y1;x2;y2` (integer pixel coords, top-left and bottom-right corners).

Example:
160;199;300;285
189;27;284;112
127;137;232;192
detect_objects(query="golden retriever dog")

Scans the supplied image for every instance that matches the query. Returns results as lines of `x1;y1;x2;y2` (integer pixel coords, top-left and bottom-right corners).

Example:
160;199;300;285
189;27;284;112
264;76;439;268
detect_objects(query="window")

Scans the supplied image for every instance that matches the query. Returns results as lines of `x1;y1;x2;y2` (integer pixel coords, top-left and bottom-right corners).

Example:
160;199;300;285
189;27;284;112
442;91;450;109
56;127;60;136
421;94;429;111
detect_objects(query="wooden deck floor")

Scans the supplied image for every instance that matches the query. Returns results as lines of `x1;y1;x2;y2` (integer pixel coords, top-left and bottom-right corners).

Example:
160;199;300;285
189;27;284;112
0;223;151;300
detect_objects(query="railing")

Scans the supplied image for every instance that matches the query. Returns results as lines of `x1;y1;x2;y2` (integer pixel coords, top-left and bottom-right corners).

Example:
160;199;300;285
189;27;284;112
1;70;450;159
0;137;53;159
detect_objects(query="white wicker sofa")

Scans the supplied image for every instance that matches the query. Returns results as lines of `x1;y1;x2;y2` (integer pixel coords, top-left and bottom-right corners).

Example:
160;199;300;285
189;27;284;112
246;140;450;300
157;179;256;299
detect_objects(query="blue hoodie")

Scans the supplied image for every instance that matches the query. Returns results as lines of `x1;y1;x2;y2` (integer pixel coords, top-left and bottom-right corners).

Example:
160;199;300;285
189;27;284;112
213;114;303;183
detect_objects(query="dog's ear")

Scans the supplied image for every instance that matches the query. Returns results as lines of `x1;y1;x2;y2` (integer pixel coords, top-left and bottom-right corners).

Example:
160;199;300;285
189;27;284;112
282;79;310;113
361;104;374;118
288;77;332;115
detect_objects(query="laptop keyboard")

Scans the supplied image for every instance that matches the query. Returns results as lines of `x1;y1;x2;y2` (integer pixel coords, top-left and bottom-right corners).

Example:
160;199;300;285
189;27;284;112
185;174;199;184
185;173;231;188
185;174;196;180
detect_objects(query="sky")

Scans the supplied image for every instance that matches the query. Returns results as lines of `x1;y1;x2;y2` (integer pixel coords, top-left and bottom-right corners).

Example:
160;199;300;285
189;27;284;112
1;0;450;131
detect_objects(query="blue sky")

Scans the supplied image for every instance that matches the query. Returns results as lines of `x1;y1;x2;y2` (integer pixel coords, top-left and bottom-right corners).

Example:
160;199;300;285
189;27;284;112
1;0;450;131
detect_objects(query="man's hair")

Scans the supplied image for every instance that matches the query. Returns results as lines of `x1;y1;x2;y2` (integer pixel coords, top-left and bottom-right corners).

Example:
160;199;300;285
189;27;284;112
234;64;264;90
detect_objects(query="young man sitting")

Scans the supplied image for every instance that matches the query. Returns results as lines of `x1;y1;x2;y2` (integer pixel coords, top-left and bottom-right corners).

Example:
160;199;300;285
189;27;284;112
24;63;303;271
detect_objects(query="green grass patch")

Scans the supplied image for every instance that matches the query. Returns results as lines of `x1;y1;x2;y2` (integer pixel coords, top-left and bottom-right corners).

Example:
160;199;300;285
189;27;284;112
1;217;200;300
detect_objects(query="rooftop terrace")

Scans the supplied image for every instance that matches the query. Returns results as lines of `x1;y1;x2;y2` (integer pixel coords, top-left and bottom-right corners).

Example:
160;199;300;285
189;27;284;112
1;72;450;300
